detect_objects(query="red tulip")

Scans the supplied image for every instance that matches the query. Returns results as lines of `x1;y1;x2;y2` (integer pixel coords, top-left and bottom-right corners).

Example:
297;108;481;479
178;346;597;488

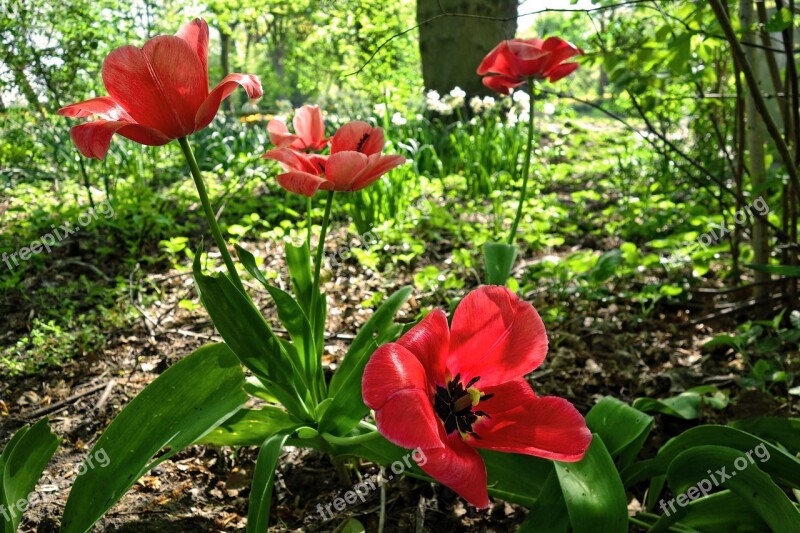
267;105;329;151
262;121;405;197
58;19;262;159
477;37;583;95
362;286;591;508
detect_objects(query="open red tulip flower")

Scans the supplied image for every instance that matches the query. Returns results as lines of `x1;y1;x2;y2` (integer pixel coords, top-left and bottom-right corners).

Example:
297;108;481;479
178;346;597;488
263;121;405;197
58;19;262;159
478;37;584;95
362;286;592;508
267;105;329;152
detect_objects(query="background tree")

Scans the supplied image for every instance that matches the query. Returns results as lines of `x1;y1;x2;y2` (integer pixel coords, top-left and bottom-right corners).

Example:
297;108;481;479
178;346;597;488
416;0;517;96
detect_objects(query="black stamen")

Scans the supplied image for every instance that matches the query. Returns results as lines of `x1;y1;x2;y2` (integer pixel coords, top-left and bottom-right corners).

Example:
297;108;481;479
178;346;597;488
356;133;370;152
433;375;492;438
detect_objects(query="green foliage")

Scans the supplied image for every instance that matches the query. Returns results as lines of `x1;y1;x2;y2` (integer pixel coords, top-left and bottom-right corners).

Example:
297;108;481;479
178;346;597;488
61;344;248;533
0;419;59;533
247;434;289;533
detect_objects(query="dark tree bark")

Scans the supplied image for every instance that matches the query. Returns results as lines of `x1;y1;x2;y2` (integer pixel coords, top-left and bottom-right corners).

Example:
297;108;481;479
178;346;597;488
417;0;517;97
220;30;232;77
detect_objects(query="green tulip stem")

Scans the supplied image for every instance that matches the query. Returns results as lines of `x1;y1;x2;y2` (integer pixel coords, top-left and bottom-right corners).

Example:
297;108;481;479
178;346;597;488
311;190;335;328
322;430;382;446
178;136;245;293
508;81;537;245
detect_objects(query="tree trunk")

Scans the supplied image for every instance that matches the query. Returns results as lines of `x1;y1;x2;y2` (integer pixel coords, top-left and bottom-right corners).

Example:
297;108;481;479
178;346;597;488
741;0;771;298
10;63;46;115
220;30;231;77
417;0;517;97
219;29;235;114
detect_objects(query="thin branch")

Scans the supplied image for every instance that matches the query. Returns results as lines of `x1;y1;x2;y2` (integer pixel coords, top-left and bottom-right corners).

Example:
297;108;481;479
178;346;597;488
347;0;799;77
541;87;791;243
709;0;800;206
346;0;656;77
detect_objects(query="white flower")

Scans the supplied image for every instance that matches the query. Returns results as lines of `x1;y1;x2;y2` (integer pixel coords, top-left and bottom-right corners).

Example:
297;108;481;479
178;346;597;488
507;107;519;126
448;86;466;107
543;102;556;115
373;103;387;116
512;89;530;106
437;104;454;116
507;108;529;126
426;90;453;114
391;112;407;126
449;86;466;99
469;96;484;113
482;96;496;109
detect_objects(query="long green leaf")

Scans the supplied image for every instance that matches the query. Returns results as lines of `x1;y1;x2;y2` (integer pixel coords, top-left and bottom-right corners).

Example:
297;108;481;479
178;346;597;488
483;242;518;285
284;240;314;320
1;418;59;533
554;435;628;533
319;287;411;435
586;396;653;468
674;490;769;532
664;445;800;531
730;417;800;454
519;466;569;532
482;450;551;507
237;245;318;390
247;434;288;533
196;407;302;447
193;251;310;419
632;393;702;420
61;343;248;533
622;425;800;490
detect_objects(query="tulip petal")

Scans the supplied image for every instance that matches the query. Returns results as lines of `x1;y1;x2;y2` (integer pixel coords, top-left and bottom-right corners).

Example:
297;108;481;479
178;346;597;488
58;96;133;121
350;154;406;191
396;308;449;387
330;121;384;155
267;119;300;149
447;286;547;387
546;62;580;82
363;343;443;450
176;18;209;92
481;75;525;95
293;105;327;150
102;36;207;138
541;36;583;66
70;120;171;160
471;380;592;461
276;171;327;197
373;389;444;450
418;435;490;508
477;41;514;76
507;38;547;61
324;151;368;191
262;147;323;174
195;73;262;131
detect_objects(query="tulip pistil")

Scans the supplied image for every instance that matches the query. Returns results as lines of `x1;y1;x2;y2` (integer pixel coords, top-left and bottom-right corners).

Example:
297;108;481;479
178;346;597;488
434;374;492;438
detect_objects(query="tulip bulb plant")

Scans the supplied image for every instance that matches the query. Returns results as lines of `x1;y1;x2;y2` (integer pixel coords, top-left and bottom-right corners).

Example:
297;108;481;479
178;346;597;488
50;21;595;533
477;37;583;286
